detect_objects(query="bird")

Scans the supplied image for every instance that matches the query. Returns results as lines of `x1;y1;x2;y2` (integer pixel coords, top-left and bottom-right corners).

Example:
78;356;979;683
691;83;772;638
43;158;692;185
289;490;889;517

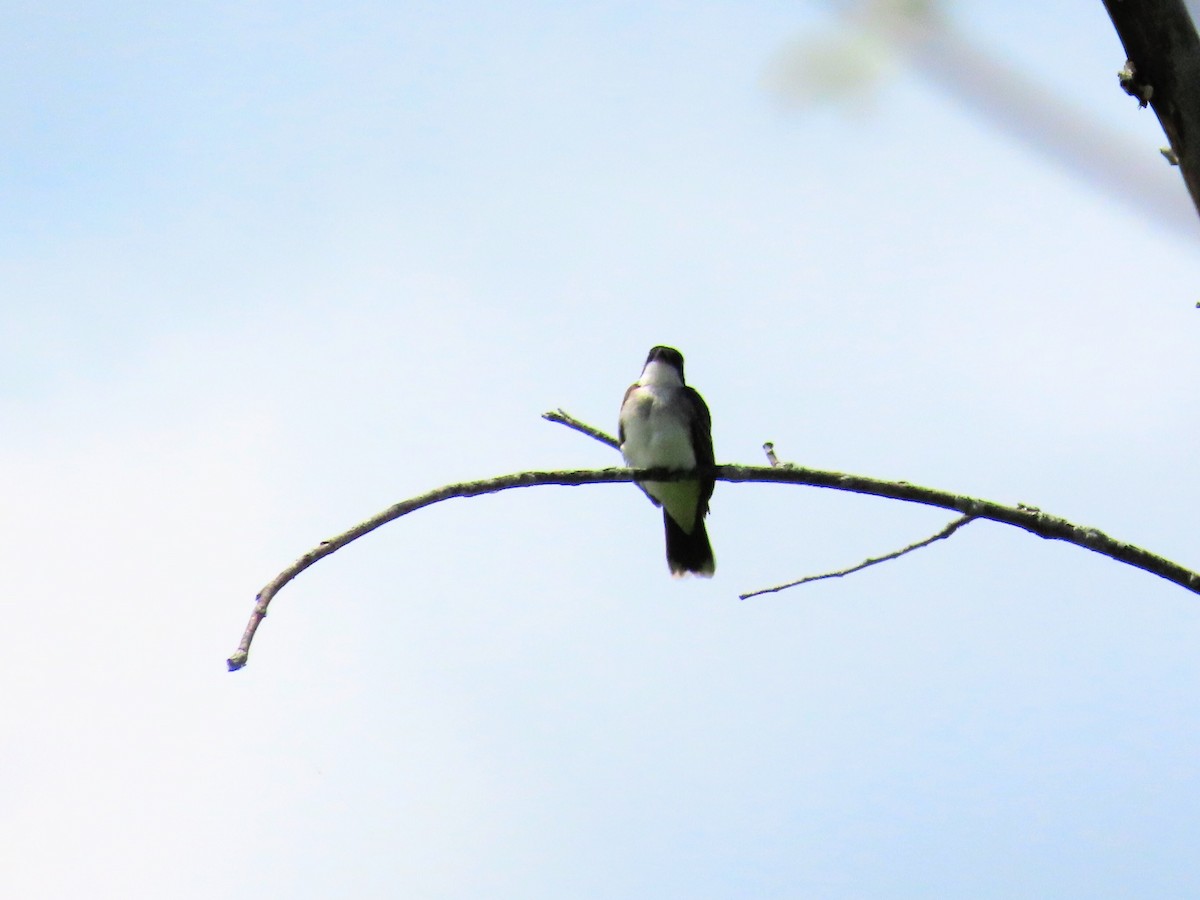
618;345;715;577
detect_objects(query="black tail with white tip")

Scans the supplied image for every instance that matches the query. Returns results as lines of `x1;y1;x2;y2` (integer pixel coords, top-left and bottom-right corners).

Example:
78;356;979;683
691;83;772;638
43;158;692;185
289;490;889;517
664;511;715;578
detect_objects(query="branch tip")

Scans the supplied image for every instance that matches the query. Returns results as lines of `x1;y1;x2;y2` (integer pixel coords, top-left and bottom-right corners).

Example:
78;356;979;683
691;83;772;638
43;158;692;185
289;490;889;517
543;408;620;449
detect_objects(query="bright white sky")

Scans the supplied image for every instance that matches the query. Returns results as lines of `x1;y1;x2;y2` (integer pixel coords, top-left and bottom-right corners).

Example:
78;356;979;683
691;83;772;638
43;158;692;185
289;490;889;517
4;2;1200;897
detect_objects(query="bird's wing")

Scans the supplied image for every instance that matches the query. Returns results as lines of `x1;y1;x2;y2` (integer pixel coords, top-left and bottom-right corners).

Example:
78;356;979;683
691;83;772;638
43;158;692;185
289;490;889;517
617;382;639;446
683;386;715;515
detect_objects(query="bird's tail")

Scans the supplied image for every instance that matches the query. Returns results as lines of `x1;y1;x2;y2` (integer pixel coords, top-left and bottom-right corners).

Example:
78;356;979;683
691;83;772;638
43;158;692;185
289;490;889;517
664;512;715;578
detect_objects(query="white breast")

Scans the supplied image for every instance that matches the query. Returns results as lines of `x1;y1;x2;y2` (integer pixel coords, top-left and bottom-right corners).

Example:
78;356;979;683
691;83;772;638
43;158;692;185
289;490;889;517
620;385;696;469
620;383;700;529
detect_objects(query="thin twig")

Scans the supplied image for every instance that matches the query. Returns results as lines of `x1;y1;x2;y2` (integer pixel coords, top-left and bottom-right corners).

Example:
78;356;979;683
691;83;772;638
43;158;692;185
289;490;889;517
542;409;619;450
739;515;976;599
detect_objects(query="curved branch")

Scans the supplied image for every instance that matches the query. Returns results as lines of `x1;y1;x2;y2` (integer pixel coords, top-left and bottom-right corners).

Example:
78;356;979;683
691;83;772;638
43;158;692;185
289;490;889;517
717;464;1200;593
228;467;632;671
542;412;1200;602
229;458;1200;671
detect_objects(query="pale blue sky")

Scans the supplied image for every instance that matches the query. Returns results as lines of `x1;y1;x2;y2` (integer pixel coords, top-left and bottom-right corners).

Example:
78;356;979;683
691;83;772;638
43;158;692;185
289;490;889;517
4;2;1200;897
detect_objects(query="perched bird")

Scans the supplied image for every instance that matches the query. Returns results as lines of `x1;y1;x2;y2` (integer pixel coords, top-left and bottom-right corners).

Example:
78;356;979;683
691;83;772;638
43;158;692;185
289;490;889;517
618;345;715;577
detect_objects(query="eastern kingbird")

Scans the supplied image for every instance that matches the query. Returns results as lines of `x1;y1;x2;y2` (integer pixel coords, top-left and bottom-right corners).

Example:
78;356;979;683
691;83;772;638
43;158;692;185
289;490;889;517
618;345;715;577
